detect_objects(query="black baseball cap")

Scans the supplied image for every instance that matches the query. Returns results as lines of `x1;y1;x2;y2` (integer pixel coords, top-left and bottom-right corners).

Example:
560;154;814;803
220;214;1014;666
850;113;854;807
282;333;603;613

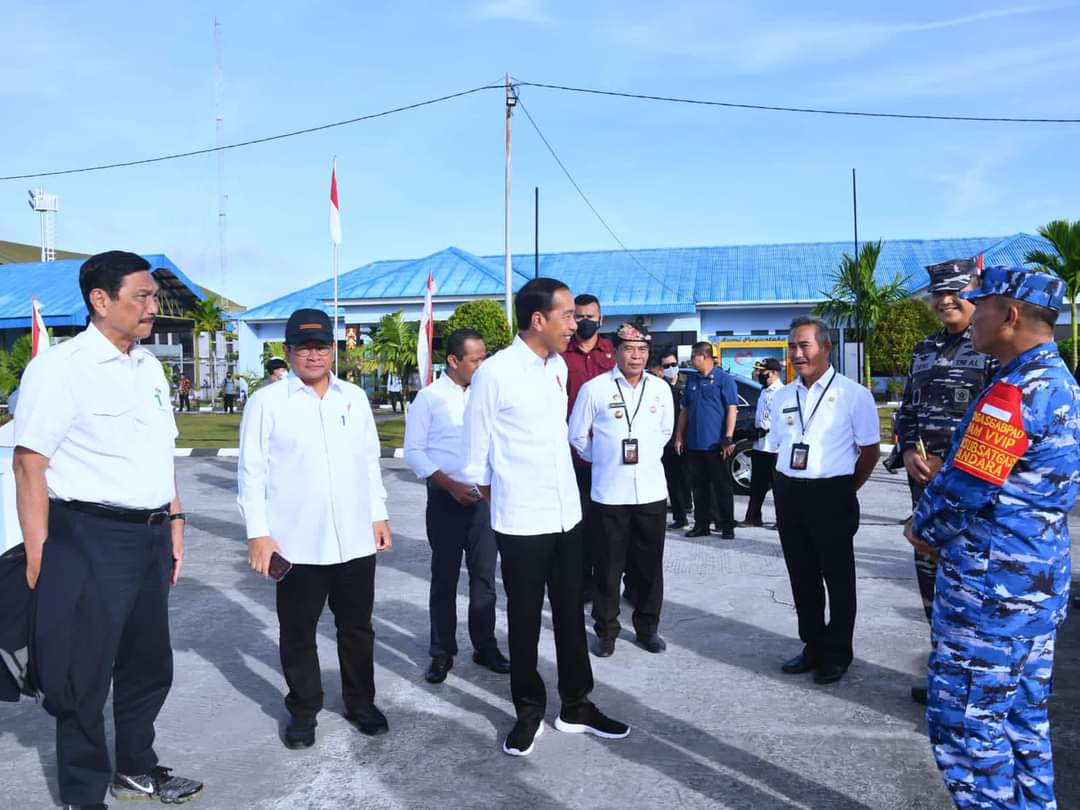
754;357;783;372
285;309;334;345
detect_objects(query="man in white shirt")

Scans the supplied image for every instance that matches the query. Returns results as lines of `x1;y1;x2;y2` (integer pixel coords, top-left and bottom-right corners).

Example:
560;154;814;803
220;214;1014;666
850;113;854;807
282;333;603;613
238;308;392;750
404;328;510;685
14;251;202;807
771;316;880;686
463;278;630;758
743;357;785;527
569;323;674;658
387;372;403;413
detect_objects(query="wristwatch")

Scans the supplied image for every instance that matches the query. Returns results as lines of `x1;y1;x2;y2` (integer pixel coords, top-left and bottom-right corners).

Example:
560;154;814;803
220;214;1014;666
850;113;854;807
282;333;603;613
722;436;734;448
169;513;187;522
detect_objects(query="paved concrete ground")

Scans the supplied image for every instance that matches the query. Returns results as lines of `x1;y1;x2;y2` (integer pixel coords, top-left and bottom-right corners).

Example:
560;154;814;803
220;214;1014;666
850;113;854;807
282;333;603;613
3;458;1080;809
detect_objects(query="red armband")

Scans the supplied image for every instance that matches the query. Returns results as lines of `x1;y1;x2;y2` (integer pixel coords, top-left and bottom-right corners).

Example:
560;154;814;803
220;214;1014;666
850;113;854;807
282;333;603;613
951;381;1028;486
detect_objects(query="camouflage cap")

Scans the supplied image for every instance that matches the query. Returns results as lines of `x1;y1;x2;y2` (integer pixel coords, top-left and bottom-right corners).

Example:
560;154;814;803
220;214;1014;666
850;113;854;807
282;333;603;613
958;265;1065;312
614;322;651;345
926;257;978;293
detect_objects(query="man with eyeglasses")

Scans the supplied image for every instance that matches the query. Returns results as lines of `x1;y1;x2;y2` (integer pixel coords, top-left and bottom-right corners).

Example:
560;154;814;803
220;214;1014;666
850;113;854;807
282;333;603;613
561;294;616;601
649;348;692;529
238;308;392;750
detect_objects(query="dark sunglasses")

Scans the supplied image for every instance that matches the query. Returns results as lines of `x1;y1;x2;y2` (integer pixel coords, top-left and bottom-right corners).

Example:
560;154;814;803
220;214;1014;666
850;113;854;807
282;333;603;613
662;362;679;369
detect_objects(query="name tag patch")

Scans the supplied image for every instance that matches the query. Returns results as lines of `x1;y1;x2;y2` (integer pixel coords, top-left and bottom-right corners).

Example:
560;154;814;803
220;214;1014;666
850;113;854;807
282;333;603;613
951;382;1028;486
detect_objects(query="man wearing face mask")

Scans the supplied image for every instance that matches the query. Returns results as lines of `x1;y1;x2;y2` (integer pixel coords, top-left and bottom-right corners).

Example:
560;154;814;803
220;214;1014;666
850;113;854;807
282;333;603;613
742;358;785;527
649;348;692;529
893;258;997;705
561;294;616;600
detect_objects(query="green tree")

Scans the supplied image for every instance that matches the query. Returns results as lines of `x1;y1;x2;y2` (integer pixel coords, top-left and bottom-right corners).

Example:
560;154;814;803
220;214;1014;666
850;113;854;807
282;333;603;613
1025;219;1080;371
445;299;513;353
0;333;35;396
869;298;940;377
813;241;910;387
185;294;227;398
260;340;285;368
369;311;419;399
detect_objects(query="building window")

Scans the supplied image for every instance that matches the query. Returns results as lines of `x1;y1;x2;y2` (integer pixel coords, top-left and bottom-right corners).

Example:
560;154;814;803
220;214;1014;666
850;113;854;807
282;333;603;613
750;329;769;336
716;330;734;337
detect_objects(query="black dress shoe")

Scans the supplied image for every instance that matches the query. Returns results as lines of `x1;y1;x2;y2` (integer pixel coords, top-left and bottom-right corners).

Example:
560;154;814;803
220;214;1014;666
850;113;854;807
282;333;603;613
813;663;849;685
636;633;667;654
720;529;735;539
425;655;453;684
473;648;511;674
781;652;822;674
911;685;928;705
347;703;389;736
592;634;615;657
668;519;688;529
740;518;763;528
284;714;317;749
685;526;710;538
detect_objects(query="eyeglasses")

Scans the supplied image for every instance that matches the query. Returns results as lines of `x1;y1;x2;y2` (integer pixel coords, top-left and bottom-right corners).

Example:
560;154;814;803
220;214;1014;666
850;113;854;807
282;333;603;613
662;362;679;369
293;345;333;357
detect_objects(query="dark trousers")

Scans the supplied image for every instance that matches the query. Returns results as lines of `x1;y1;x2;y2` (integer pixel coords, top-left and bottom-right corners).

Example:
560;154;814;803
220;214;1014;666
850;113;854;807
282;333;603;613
275;554;376;718
591;500;667;638
661;446;692;523
745;450;778;522
773;473;860;667
223;393;235;413
496;525;594;724
425;484;498;657
48;501;173;805
907;476;936;624
388;392;402;412
688;448;735;531
178;393;190;412
574;465;595;593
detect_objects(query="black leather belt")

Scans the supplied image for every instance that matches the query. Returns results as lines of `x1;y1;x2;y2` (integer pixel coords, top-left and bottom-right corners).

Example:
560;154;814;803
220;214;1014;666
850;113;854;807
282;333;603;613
59;500;171;525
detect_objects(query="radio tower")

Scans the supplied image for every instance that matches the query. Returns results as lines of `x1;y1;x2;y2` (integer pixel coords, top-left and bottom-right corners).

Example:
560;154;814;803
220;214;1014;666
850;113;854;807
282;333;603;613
27;189;59;262
214;17;227;295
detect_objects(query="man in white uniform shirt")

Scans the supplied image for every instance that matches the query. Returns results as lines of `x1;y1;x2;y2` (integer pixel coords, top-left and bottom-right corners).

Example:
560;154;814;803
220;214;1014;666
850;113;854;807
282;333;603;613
569;323;674;658
464;278;630;758
14;251;203;808
771;316;880;686
743;357;785;527
404;328;510;685
238;308;392;750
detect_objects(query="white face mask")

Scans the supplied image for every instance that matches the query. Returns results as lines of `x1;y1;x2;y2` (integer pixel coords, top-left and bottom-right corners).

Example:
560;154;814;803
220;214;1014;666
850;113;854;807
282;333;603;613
662;366;679;381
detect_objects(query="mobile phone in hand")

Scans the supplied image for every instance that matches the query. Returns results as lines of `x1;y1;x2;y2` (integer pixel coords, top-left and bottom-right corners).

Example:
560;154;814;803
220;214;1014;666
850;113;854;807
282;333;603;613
268;551;293;582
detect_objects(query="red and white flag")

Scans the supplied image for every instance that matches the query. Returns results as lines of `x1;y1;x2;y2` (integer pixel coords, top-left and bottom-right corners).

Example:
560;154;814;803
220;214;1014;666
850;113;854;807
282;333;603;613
417;272;436;388
329;162;342;246
31;295;49;358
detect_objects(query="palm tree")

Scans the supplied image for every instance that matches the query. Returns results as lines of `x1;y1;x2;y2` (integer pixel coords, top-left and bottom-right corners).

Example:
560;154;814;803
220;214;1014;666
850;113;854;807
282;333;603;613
0;333;34;396
185;294;227;402
369;311;418;400
1025;219;1080;371
813;241;910;387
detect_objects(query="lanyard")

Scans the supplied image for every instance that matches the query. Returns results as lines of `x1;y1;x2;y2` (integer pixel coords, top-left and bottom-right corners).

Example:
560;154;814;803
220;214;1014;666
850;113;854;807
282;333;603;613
614;376;647;434
795;368;836;439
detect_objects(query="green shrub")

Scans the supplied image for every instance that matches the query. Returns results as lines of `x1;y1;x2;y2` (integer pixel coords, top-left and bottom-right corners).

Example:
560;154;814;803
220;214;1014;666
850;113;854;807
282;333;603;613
445;299;513;353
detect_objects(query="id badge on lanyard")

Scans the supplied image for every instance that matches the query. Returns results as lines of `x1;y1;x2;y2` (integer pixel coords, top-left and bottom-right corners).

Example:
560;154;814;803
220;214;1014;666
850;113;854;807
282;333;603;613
792;370;836;472
615;378;646;465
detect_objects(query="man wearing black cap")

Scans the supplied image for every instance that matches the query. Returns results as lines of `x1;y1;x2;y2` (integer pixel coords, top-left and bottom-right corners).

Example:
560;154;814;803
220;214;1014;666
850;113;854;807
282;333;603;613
894;258;996;704
743;357;784;527
238;308;392;749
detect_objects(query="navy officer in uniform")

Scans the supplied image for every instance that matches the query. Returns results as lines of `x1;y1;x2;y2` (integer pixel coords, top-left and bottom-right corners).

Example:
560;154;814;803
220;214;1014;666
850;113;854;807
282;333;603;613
14;251;203;808
894;258;996;705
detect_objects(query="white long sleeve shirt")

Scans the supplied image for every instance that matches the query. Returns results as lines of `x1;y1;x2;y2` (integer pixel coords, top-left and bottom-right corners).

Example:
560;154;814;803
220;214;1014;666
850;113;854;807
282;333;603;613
462;335;582;535
568;367;673;505
403;371;470;481
753;378;785;453
237;372;388;565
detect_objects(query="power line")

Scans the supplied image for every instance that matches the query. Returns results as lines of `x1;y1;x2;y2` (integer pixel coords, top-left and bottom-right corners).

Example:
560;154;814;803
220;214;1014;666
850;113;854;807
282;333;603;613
0;83;504;181
515;80;1080;124
515;96;684;302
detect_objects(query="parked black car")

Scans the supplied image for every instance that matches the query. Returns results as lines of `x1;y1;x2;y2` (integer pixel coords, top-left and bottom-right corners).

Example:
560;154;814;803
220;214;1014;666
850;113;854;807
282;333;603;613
678;371;763;496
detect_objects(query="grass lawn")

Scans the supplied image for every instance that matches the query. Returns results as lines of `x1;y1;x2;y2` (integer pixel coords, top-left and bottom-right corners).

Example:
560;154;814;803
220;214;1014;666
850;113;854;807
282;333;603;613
175;412;407;449
878;405;897;444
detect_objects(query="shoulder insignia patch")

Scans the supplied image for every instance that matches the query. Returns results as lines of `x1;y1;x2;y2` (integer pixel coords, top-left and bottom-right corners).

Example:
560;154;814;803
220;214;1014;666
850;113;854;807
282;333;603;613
951;381;1028;486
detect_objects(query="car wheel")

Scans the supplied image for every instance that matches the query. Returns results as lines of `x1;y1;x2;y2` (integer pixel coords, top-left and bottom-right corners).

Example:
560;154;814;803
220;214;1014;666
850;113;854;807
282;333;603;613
727;442;753;496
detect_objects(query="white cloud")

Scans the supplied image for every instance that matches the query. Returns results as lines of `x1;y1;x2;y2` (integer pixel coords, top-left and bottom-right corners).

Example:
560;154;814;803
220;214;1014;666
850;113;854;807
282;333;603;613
473;0;550;23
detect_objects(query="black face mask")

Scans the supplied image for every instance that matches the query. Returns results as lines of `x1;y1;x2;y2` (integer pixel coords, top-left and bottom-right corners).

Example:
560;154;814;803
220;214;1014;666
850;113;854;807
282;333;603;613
575;319;600;339
757;372;771;386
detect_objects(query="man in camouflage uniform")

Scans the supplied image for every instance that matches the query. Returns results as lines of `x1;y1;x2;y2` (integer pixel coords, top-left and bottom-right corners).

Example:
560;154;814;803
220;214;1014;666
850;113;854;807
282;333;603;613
894;258;997;704
906;267;1080;809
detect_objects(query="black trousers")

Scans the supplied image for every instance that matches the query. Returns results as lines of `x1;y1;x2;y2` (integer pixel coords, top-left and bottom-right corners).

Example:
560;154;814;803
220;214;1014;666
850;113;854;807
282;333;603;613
773;473;860;667
223;394;235;413
275;554;376;718
907;476;937;624
425;484;498;657
661;446;692;523
591;500;667;638
496;524;594;724
178;393;190;412
687;448;735;531
574;465;595;592
745;450;778;522
48;501;173;806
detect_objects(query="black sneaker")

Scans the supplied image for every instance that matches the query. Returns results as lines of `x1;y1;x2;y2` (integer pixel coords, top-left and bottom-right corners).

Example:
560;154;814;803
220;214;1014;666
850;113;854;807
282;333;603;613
111;766;203;804
285;713;317;749
502;718;544;756
554;705;630;739
347;703;389;736
911;685;928;705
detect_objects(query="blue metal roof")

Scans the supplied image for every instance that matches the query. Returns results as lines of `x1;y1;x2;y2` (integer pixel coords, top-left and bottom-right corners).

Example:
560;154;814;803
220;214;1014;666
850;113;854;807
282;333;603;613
0;254;205;329
239;233;1055;322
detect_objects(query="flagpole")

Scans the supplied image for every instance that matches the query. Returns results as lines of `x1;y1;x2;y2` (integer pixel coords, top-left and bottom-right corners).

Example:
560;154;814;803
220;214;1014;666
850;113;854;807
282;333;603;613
504;73;515;329
333;242;340;377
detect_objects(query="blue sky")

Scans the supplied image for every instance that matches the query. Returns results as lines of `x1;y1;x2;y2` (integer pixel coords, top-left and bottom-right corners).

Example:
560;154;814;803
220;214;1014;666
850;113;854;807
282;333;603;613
2;1;1079;307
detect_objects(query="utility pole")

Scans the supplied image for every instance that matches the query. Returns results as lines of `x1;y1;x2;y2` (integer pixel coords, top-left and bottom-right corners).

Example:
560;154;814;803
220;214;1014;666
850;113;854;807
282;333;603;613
504;74;516;328
534;186;539;278
852;168;861;385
